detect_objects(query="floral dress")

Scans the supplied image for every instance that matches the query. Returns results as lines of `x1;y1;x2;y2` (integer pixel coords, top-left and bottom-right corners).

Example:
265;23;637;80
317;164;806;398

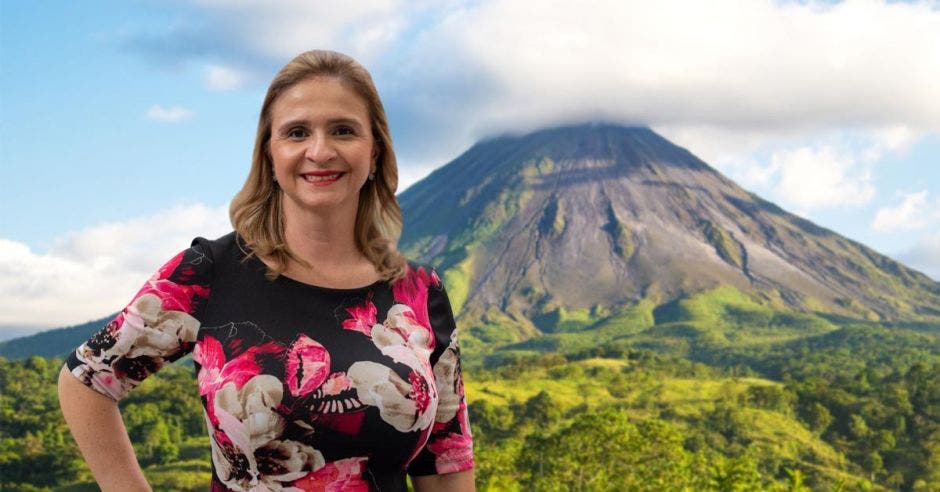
65;232;474;491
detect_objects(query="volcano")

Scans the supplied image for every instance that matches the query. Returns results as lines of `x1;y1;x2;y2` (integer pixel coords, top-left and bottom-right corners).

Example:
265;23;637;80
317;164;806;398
397;123;940;338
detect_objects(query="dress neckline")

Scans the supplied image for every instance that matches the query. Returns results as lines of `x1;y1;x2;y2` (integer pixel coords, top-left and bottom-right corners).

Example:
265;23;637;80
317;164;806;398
274;270;387;293
233;233;387;292
246;252;386;292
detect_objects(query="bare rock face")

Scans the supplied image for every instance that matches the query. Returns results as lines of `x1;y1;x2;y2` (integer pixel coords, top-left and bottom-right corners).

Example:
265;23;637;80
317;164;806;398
398;123;940;331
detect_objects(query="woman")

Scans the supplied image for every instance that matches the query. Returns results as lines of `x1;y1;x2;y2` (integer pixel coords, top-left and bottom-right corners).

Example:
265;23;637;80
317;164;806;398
58;50;475;491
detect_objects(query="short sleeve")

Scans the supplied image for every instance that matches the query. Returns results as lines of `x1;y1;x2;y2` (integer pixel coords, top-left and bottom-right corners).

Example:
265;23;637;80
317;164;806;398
407;270;475;476
64;243;213;401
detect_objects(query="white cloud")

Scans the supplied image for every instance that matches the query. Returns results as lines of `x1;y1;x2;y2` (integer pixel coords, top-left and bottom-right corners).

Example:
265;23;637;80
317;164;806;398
409;0;940;139
654;123;931;218
872;190;930;233
863;125;921;162
898;232;940;281
396;160;443;194
134;0;940;173
742;144;876;212
658;124;925;176
0;204;230;327
204;64;247;90
146;104;196;123
183;0;413;65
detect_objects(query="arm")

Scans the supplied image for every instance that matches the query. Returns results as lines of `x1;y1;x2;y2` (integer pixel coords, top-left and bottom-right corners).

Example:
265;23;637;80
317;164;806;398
413;469;475;492
406;266;476;486
57;244;212;490
58;365;152;492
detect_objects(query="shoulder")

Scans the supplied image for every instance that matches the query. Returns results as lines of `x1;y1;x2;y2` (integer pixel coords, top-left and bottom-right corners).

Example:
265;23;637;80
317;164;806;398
176;231;251;285
394;260;444;291
190;231;239;257
189;231;259;270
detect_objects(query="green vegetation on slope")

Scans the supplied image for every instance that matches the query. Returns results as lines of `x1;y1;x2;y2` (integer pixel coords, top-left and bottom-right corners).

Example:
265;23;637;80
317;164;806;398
468;352;873;491
2;280;938;491
700;219;744;268
0;357;210;491
0;315;116;360
602;203;634;259
459;283;940;490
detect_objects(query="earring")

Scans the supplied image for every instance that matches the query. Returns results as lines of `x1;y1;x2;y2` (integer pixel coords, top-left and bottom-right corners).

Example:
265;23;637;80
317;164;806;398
368;171;375;181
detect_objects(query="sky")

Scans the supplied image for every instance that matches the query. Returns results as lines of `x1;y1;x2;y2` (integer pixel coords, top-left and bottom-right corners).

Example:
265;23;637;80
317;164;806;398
1;0;939;330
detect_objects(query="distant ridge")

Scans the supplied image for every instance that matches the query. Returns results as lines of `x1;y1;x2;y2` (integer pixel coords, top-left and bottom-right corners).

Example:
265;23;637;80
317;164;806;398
0;315;114;360
0;326;46;342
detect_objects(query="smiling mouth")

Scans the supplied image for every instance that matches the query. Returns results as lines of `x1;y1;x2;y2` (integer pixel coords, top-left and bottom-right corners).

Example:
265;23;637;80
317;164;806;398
302;172;345;183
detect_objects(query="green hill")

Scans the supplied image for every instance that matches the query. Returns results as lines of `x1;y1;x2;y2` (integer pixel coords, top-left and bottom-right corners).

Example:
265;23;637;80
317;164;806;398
0;315;114;360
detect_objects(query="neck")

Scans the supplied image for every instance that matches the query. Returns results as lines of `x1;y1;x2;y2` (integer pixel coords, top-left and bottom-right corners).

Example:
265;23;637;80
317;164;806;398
281;199;363;268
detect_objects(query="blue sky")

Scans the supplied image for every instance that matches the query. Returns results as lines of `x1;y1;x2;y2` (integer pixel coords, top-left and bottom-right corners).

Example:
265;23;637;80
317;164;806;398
1;0;939;329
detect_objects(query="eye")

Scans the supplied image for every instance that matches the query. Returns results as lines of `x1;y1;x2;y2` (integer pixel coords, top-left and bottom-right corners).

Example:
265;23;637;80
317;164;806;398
287;127;308;140
334;126;355;136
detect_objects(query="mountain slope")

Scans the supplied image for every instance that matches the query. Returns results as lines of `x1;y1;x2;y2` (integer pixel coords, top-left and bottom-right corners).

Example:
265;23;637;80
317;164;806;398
0;315;114;360
398;123;940;337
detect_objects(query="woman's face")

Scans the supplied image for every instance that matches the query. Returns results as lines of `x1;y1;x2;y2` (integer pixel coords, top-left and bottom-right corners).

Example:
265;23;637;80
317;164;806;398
268;76;375;218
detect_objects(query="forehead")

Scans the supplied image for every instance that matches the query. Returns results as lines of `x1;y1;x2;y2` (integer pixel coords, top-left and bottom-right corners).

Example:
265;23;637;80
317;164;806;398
270;76;370;123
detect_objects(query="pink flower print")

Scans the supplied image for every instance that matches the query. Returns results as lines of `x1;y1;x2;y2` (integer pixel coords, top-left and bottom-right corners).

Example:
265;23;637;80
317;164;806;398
316;411;366;436
195;337;283;396
342;299;377;336
132;253;210;314
368;305;434;379
428;397;473;473
120;293;200;359
154;250;185;281
194;336;226;391
347;361;437;433
132;278;209;314
194;337;229;427
409;370;432;414
458;399;472;436
226;341;283;382
286;334;331;398
68;364;129;401
209;375;327;491
70;292;200;400
320;372;352;396
428;431;474;474
432;337;462;423
195;335;284;425
302;372;365;433
391;265;438;330
383;304;433;351
107;314;124;335
293;457;370;492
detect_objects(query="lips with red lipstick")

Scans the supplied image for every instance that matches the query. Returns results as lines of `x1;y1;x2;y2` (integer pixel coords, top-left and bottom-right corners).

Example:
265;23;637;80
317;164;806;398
301;170;346;185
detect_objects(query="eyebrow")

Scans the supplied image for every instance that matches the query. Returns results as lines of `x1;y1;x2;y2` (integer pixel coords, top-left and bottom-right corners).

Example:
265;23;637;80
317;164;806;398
275;117;366;133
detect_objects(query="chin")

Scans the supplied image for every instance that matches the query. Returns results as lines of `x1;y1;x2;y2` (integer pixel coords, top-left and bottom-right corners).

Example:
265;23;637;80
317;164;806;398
286;193;361;215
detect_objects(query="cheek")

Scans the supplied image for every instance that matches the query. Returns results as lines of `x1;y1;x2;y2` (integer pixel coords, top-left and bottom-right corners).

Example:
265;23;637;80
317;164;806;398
270;145;300;170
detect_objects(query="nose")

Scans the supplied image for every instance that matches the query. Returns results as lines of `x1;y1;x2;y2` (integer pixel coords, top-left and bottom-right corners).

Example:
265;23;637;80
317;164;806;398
304;131;338;164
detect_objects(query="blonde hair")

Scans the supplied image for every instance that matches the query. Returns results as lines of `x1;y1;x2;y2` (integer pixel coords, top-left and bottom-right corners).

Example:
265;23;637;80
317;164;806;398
230;50;407;282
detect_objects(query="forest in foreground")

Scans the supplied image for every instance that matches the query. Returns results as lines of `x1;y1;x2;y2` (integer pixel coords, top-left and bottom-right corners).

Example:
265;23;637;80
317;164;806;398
1;319;938;491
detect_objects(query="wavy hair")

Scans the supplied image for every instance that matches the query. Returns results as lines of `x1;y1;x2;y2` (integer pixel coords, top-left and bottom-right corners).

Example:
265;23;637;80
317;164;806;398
230;50;407;282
